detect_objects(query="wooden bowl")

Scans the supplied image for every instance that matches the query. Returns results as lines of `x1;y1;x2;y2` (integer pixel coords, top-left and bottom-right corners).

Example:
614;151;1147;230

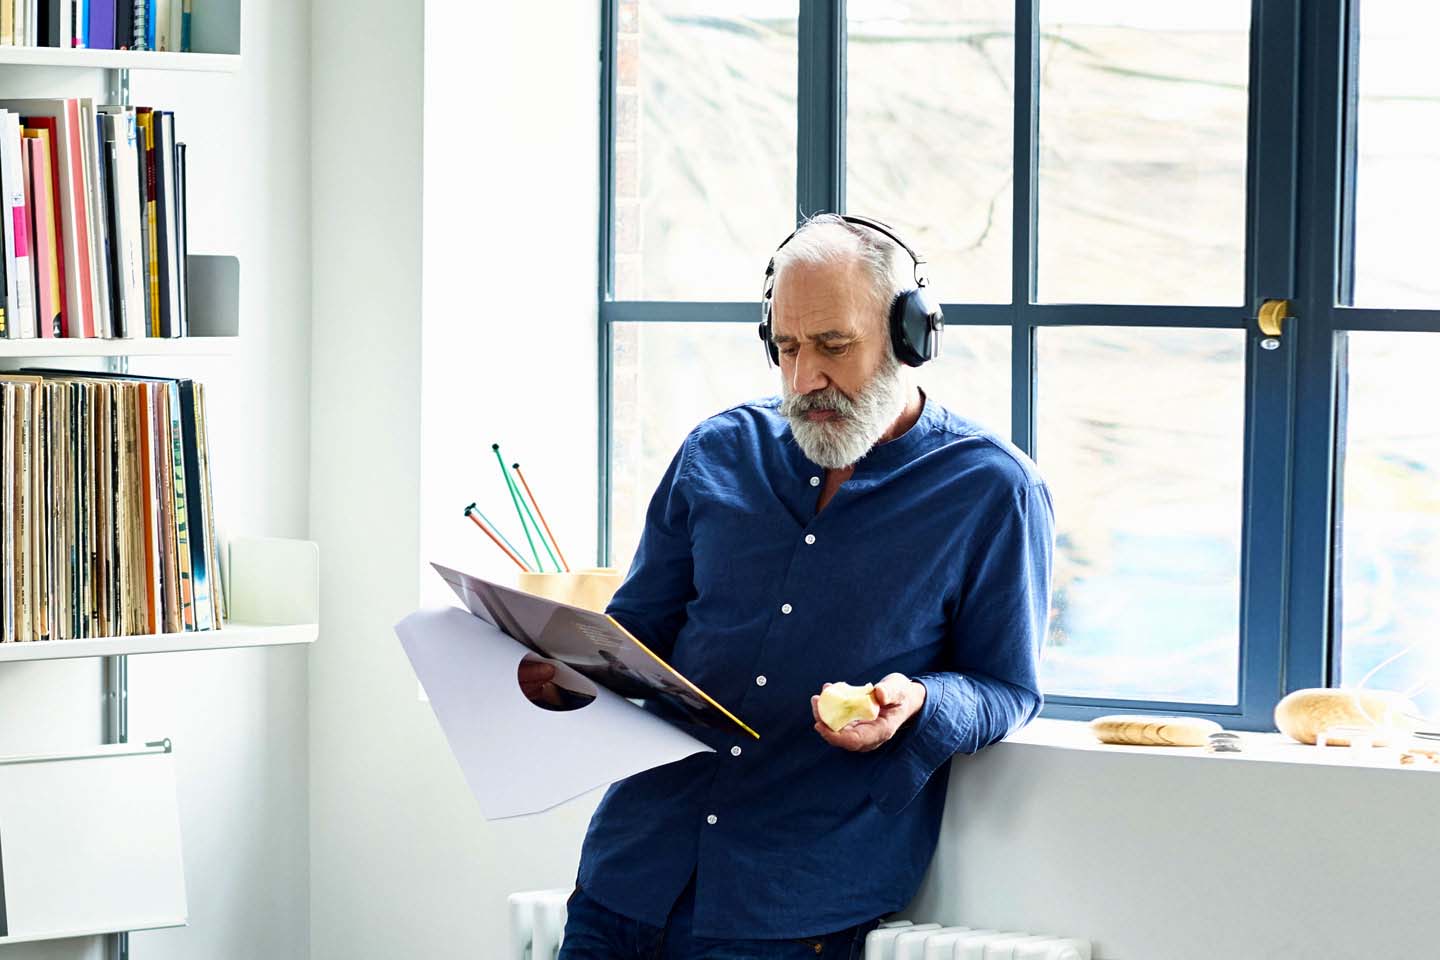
1274;688;1417;746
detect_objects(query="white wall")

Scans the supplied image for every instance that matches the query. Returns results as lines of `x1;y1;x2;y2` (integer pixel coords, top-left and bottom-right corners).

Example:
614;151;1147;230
307;1;601;955
905;722;1440;960
0;1;314;958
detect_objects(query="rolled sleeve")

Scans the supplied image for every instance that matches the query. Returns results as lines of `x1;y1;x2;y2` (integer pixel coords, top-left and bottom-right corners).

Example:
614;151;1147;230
869;482;1054;814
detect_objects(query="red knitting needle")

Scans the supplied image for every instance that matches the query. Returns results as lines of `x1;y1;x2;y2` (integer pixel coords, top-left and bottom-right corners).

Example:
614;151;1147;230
512;464;571;572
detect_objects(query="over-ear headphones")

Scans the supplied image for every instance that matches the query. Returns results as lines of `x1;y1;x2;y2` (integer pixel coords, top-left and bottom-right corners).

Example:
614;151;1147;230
758;214;944;368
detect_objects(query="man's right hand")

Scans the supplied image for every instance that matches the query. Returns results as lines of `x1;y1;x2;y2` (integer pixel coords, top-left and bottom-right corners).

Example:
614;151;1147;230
518;658;562;706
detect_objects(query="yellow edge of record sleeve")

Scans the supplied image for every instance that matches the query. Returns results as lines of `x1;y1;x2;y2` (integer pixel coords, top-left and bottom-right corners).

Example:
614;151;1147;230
605;615;760;740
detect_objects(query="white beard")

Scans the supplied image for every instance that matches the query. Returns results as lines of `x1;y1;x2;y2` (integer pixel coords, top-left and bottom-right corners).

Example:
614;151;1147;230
780;357;908;469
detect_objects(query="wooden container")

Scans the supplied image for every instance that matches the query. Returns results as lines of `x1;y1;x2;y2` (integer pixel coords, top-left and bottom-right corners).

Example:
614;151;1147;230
1274;688;1417;746
516;567;624;614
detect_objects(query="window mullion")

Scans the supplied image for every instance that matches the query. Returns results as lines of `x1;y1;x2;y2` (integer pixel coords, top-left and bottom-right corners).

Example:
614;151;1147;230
1286;0;1350;695
796;0;844;222
1011;0;1038;456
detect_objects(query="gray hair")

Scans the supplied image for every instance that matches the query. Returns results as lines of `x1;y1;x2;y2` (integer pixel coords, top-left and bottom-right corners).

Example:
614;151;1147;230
770;213;910;329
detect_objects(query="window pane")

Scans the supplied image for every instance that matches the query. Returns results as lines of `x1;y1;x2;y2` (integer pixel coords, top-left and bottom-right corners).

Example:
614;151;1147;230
611;323;779;566
1336;333;1440;719
1037;327;1245;703
613;1;798;300
846;1;1014;304
918;326;1011;437
610;322;1010;568
1351;4;1440;307
1037;2;1250;305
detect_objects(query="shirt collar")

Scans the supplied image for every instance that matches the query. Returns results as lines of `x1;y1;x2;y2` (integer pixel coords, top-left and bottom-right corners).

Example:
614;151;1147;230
851;388;942;471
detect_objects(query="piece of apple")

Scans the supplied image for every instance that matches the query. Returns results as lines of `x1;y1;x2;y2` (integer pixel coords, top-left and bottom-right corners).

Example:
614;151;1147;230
817;682;881;732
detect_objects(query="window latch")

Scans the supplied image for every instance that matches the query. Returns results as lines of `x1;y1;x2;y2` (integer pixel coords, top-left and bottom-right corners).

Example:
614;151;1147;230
1257;299;1292;350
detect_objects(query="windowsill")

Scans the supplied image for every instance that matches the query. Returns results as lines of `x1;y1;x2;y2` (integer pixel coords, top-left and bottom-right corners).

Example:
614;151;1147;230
1000;717;1440;774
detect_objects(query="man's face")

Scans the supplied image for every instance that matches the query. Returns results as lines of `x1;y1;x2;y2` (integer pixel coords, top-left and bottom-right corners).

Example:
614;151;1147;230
770;258;888;404
771;257;907;469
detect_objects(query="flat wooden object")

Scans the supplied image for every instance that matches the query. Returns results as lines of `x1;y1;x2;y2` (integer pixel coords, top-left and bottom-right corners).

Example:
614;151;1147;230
1091;715;1222;747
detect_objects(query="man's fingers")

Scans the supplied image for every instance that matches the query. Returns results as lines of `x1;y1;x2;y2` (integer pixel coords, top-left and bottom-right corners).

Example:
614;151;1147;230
518;661;557;684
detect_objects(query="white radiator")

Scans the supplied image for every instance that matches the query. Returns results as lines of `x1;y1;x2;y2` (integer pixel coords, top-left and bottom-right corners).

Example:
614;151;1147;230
505;891;1092;960
508;888;570;960
865;919;1092;960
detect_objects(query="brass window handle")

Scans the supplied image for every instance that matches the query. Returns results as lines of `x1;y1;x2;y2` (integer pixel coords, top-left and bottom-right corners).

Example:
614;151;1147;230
1257;298;1293;338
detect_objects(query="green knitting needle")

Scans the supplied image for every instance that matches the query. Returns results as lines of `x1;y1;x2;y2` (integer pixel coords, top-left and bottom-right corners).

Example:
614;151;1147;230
493;443;544;571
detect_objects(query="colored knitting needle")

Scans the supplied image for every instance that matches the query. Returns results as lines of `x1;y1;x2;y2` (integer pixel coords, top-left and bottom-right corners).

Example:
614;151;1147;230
507;462;560;573
513;463;570;572
493;443;544;571
466;501;531;567
465;504;529;572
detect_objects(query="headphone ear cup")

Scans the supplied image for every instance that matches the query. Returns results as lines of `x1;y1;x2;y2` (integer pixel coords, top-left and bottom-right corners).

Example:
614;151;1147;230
758;319;779;366
889;289;944;367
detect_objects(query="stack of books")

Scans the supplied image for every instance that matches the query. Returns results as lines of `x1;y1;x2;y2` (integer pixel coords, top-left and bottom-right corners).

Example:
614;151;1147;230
0;99;189;341
0;1;192;51
0;369;222;643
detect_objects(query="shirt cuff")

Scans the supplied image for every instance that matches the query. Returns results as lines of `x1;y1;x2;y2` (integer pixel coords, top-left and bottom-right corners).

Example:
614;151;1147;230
868;672;975;815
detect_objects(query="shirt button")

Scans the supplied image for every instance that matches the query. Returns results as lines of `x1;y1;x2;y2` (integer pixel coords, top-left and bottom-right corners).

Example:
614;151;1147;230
755;675;767;687
804;534;816;545
781;603;792;615
706;814;718;825
730;745;742;757
809;476;820;487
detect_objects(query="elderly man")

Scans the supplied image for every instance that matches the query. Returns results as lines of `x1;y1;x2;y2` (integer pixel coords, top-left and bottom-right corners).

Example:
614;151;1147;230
558;214;1054;959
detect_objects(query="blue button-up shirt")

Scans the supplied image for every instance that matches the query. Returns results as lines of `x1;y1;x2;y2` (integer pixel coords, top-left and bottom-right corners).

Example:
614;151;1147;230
578;394;1053;939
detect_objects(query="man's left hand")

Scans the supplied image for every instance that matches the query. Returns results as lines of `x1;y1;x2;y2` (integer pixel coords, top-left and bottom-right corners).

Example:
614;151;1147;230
810;673;927;752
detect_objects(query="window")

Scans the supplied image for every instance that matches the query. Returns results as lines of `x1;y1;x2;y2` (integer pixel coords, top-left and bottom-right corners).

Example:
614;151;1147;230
599;0;1440;729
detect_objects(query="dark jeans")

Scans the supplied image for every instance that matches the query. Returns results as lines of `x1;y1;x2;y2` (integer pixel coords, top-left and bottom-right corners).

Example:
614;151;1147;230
556;876;881;960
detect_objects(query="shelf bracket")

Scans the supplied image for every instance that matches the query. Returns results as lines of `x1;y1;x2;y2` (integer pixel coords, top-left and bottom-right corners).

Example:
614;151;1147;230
106;66;131;108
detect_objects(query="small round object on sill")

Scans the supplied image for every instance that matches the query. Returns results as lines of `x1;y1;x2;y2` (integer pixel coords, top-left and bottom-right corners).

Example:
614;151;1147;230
1206;731;1244;753
1090;715;1222;747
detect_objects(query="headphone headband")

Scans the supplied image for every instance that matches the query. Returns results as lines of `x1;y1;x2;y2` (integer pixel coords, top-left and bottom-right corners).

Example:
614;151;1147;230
764;214;929;287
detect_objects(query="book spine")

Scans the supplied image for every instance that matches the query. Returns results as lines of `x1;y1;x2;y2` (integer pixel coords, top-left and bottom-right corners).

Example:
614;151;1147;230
35;381;49;642
87;108;114;338
23;137;60;339
4;117;35;339
139;109;159;337
174;140;187;335
195;381;219;628
177;380;208;630
165;379;191;630
136;381;157;632
3;384;15;644
102;132;125;337
156;113;178;337
16;384;31;642
68;101;98;339
114;0;132;48
88;0;112;48
154;383;178;631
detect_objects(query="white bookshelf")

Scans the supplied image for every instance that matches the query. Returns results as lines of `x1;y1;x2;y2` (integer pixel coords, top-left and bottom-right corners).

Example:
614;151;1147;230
0;621;316;661
0;11;300;948
0;537;320;663
0;335;238;357
0;254;241;357
0;48;240;72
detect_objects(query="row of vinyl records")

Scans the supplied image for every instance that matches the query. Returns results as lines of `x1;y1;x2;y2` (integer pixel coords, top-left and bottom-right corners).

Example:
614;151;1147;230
0;99;190;340
0;369;224;644
1;0;192;50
